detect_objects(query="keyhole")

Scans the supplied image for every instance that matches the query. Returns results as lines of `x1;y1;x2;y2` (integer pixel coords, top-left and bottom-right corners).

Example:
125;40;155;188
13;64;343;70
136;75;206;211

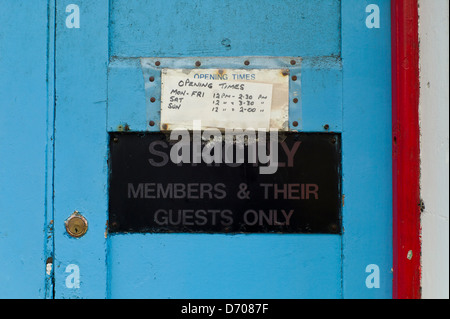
65;212;88;238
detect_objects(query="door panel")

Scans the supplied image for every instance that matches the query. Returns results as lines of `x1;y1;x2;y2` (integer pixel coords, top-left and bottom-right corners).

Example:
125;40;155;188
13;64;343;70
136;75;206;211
54;0;109;298
54;0;392;299
109;0;341;57
108;235;341;298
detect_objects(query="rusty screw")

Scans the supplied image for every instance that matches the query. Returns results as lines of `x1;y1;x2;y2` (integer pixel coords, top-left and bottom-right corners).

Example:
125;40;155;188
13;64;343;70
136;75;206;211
162;123;168;130
324;124;330;130
155;61;160;66
149;76;155;82
195;61;201;67
150;97;156;103
292;75;297;81
290;59;296;65
149;121;155;127
292;121;298;127
293;98;298;103
244;60;250;66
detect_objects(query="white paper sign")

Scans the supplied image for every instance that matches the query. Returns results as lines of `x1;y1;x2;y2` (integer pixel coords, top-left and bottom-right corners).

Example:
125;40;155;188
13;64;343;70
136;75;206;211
160;69;288;130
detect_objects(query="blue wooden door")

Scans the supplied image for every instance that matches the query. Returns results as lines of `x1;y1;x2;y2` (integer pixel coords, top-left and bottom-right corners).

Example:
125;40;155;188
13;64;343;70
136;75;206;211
53;0;392;298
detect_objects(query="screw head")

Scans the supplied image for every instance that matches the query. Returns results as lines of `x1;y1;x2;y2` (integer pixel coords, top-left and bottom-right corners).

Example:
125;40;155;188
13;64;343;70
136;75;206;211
149;76;155;82
292;121;298;127
150;97;156;103
155;61;160;66
195;61;201;67
290;59;296;65
293;98;298;103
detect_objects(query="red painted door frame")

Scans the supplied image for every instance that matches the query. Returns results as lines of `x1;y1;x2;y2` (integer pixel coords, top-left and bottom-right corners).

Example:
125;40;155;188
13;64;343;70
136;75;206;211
391;0;421;299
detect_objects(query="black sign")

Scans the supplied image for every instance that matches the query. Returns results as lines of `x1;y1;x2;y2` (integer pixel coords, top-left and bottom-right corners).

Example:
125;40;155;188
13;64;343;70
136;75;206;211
108;132;341;234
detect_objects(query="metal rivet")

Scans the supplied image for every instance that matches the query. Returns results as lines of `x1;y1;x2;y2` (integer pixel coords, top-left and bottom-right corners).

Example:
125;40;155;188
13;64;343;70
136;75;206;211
293;98;298;103
162;123;168;130
195;61;201;67
290;60;296;65
244;60;250;66
291;75;297;81
149;121;155;127
155;61;160;66
149;76;155;82
324;124;330;130
65;211;88;238
150;97;156;103
292;121;298;127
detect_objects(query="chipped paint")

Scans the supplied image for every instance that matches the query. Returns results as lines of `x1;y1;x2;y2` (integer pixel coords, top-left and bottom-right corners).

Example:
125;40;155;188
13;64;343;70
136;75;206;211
46;257;53;276
407;250;413;260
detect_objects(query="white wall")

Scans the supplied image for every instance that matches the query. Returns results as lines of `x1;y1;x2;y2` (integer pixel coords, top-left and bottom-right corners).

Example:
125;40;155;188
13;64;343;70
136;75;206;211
418;0;449;299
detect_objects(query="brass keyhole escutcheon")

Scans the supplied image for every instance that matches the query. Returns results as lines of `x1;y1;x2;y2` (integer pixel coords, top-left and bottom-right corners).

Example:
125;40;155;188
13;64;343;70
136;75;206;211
65;211;88;238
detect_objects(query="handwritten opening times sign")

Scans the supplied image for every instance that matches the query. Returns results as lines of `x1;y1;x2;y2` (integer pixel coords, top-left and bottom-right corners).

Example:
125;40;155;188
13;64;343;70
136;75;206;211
160;69;289;130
